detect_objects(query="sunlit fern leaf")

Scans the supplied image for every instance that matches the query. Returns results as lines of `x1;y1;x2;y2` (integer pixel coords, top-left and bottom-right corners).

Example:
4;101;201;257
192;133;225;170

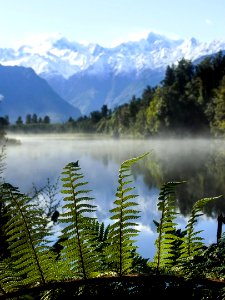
0;259;23;294
105;152;149;276
179;196;222;259
86;220;111;272
1;183;55;288
88;220;110;251
154;181;185;272
59;161;99;279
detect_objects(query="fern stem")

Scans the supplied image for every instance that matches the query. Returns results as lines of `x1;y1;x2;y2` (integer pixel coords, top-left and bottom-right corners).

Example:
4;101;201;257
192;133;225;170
119;189;124;277
156;200;165;273
69;169;87;280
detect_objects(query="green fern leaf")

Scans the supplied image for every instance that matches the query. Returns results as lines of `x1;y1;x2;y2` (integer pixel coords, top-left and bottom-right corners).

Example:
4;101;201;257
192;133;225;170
105;152;149;276
154;181;185;272
0;259;23;294
1;183;55;288
179;196;222;259
58;161;99;279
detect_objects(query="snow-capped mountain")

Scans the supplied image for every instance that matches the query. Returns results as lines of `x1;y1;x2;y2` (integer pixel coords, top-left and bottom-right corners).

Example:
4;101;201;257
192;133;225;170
1;32;225;114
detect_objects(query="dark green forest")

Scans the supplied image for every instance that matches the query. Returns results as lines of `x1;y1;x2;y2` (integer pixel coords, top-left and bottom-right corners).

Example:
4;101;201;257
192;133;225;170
80;51;225;137
5;51;225;138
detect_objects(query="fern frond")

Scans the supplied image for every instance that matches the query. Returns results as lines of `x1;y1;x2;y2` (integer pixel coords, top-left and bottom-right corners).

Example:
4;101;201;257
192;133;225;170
154;181;185;272
0;259;24;295
1;183;55;288
179;196;222;259
59;161;99;279
105;152;149;276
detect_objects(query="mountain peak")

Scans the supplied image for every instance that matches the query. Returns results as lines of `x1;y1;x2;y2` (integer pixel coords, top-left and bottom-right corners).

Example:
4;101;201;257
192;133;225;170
147;32;167;43
52;37;83;51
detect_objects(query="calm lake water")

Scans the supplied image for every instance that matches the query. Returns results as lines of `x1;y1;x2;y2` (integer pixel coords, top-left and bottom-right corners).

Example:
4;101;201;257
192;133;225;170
3;134;225;260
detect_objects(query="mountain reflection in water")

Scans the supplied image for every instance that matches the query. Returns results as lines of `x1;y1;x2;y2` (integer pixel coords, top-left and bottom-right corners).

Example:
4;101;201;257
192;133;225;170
4;134;225;259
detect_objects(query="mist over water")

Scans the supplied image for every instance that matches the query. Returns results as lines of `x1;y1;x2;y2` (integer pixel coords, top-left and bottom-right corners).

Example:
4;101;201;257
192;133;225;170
4;134;225;260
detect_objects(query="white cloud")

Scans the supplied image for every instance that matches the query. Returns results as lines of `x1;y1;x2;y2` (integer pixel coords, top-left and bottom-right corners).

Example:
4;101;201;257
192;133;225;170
13;32;62;49
205;19;213;25
0;94;4;102
110;30;149;47
126;30;151;42
137;222;154;235
110;28;182;47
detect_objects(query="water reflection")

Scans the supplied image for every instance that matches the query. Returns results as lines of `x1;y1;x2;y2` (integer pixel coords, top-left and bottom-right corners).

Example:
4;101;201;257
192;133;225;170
3;134;225;260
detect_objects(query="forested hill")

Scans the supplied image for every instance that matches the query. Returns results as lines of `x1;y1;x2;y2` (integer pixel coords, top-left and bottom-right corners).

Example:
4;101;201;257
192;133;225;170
64;50;225;137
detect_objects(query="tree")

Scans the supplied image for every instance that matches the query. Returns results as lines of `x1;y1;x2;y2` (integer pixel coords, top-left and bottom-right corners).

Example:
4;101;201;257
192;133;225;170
67;117;74;123
90;111;102;123
162;65;175;86
38;117;43;123
146;87;162;134
0;117;8;139
16;116;23;125
43;115;50;124
173;58;194;93
101;105;109;118
32;113;38;124
141;86;155;108
211;76;225;135
129;96;139;124
26;114;32;124
4;116;9;126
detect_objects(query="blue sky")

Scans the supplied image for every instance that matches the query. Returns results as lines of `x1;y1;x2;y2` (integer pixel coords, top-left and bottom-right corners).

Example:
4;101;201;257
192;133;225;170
0;0;224;47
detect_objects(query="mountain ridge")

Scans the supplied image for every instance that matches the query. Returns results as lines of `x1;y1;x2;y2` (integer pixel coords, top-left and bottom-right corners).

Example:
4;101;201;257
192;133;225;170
0;64;81;122
1;32;225;115
1;32;225;79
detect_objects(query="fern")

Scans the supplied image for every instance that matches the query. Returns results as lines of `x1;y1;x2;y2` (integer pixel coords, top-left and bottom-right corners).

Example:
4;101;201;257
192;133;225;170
105;153;149;276
1;183;55;288
91;220;110;253
179;196;222;259
0;259;23;294
153;181;184;272
58;161;99;279
0;154;223;299
85;220;111;273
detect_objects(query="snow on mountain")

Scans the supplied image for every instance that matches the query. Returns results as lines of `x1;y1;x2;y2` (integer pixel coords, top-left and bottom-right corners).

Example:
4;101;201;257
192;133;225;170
1;32;225;115
0;32;225;79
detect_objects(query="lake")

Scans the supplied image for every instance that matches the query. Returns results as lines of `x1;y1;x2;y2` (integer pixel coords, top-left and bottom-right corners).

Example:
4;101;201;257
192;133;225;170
3;134;225;260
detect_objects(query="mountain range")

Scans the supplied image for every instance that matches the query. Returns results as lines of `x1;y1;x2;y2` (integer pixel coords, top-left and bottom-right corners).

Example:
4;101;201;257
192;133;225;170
1;32;225;118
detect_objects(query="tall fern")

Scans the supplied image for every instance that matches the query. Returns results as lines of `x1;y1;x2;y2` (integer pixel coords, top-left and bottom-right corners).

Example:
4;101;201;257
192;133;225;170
179;196;221;259
58;161;98;279
1;183;55;287
153;181;184;272
105;153;149;276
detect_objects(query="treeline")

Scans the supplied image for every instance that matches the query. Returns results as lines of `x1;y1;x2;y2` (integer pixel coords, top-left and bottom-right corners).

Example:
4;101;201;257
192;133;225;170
2;114;52;134
5;50;225;137
15;113;51;125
